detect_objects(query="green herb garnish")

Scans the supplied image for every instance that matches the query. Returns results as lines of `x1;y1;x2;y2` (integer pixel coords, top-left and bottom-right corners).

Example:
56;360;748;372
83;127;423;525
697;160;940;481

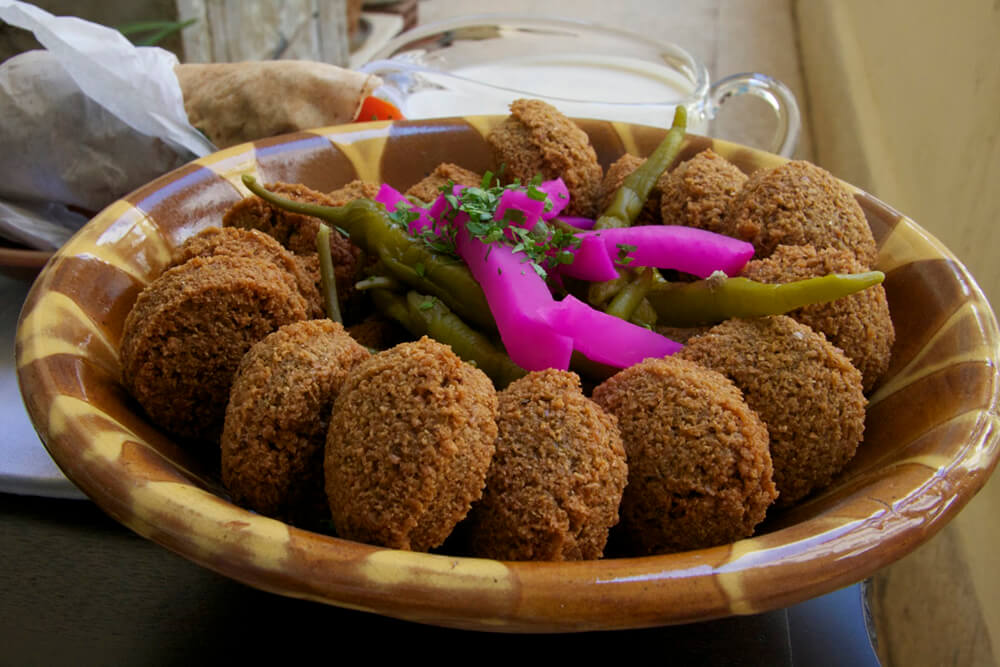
441;175;581;280
615;243;638;266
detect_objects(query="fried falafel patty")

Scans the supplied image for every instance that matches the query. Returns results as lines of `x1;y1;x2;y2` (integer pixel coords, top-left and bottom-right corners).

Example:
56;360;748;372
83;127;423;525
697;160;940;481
677;316;866;506
741;244;895;393
487;98;603;218
120;254;309;441
466;370;627;561
326;179;381;207
406;162;483;204
725;160;877;267
221;320;370;525
593;356;776;554
222;181;363;308
172;226;324;319
344;314;408;351
325;337;498;551
659;148;748;234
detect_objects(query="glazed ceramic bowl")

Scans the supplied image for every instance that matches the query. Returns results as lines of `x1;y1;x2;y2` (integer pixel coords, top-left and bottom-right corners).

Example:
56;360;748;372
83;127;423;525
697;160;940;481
16;117;1000;632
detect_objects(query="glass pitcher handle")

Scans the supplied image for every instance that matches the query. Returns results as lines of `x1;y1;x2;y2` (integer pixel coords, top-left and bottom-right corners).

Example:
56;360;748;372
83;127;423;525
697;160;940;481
707;73;802;157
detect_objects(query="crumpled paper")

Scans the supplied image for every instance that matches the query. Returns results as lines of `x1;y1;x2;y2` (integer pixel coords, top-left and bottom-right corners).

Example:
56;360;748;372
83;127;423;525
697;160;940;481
0;0;216;250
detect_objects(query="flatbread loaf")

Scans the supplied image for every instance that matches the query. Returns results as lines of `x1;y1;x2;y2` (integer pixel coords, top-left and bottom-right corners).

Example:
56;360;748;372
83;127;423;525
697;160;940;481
176;61;381;148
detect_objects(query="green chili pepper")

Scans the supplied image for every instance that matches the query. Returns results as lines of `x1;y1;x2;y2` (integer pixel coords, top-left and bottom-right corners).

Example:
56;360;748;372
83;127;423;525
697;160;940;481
594;106;687;231
605;266;655;321
371;288;527;388
631;299;658;328
587;274;628;307
315;223;342;323
370;288;420;331
647;271;886;327
242;174;496;331
590;107;687;316
354;275;400;291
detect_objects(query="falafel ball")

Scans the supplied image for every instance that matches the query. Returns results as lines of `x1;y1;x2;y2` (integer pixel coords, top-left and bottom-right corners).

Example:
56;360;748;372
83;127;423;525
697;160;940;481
345;314;408;351
325;337;498;551
406;162;483;204
659;148;748;234
120;254;309;442
725;160;877;267
171;226;324;319
677;316;866;505
592;356;776;554
221;320;370;525
596;153;667;225
222;181;363;308
466;370;627;561
487;98;603;218
326;179;381;207
741;244;894;392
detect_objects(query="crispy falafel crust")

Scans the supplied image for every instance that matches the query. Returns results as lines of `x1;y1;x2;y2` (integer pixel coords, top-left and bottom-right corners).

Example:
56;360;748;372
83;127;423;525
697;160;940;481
120;255;309;442
172;226;324;319
222;181;362;308
487;99;603;218
741;244;895;393
406;163;483;204
725;160;877;267
678;316;866;506
221;320;370;525
660;148;747;233
324;337;498;551
467;370;627;561
326;179;381;207
593;356;775;554
345;314;407;351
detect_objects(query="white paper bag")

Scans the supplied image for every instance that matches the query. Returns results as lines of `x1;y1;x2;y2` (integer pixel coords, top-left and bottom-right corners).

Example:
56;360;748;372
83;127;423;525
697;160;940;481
0;0;214;249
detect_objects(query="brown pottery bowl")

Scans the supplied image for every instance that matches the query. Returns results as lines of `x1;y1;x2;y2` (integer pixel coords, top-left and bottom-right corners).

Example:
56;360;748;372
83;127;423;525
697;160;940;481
15;117;1000;632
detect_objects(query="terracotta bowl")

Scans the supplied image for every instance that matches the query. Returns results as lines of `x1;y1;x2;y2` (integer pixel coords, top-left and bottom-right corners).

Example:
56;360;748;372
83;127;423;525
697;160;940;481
15;117;1000;632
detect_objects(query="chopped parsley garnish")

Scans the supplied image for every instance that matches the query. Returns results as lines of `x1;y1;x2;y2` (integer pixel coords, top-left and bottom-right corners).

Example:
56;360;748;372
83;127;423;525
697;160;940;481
615;243;637;266
386;205;419;230
446;174;581;280
383;172;582;278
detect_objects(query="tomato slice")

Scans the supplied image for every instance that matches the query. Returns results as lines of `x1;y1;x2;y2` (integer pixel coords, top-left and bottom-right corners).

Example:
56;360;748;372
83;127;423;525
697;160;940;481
355;96;405;122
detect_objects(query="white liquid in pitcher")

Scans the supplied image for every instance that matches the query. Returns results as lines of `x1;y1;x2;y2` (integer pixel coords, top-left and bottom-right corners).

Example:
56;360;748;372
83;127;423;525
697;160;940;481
402;54;705;130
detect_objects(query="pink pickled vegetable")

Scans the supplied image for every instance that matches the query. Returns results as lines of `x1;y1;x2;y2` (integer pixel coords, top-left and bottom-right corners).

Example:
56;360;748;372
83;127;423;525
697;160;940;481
456;222;678;371
546;295;682;366
537;179;570;219
494;178;570;227
564;235;620;281
374;183;407;211
495;188;546;230
372;176;759;372
375;183;434;234
455;222;574;371
420;192;455;235
559;226;755;281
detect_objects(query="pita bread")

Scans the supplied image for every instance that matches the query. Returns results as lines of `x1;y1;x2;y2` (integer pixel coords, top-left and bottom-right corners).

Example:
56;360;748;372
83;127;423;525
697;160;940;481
176;61;381;148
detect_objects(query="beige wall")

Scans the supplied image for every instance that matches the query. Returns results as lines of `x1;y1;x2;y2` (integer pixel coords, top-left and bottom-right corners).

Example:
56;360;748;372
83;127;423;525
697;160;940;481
797;0;1000;308
798;2;1000;657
